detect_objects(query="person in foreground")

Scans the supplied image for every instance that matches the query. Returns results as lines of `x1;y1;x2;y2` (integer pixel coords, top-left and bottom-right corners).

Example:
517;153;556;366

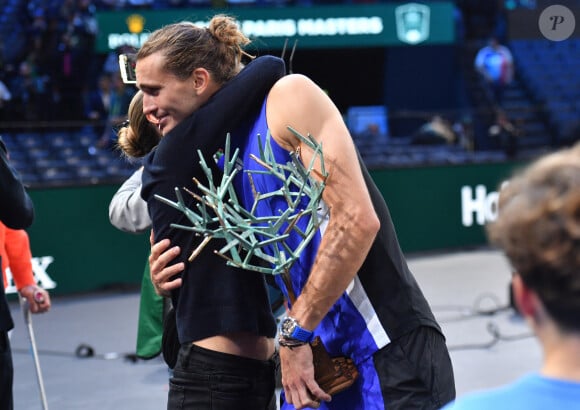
441;143;580;410
0;136;34;229
0;136;50;410
133;15;455;410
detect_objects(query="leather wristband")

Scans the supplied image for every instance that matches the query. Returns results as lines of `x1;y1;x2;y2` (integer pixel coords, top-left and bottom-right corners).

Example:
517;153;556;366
278;335;308;349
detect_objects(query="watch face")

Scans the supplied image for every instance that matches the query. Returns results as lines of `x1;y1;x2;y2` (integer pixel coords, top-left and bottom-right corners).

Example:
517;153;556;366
281;318;297;337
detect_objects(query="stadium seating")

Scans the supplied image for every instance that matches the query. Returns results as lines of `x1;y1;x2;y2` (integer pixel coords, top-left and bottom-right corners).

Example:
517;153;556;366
2;128;138;188
1;1;577;181
510;38;580;146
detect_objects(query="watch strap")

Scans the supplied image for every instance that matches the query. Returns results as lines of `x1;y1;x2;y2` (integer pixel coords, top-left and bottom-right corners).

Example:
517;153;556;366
281;316;314;343
291;325;314;343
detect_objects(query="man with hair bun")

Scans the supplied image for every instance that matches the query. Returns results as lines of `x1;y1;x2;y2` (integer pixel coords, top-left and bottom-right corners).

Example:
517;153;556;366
135;14;454;409
132;16;286;409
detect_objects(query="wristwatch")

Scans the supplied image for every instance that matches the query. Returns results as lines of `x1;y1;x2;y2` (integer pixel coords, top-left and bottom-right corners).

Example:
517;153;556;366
280;316;314;343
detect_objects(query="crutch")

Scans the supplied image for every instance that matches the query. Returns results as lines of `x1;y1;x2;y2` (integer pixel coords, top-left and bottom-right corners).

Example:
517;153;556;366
19;295;49;410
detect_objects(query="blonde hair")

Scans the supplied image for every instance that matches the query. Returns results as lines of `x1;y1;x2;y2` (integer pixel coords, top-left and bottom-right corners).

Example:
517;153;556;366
116;90;161;158
137;15;253;84
487;144;580;330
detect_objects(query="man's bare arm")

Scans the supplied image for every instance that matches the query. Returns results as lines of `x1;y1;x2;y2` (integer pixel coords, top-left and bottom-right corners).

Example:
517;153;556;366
268;73;380;331
267;75;379;408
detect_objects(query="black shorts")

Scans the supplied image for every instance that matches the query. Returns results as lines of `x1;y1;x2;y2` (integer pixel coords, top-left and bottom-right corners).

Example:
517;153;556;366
373;326;456;409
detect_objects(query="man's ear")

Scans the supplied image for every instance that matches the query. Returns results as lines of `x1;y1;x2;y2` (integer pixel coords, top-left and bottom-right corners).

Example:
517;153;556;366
146;113;159;125
192;68;210;95
512;273;537;319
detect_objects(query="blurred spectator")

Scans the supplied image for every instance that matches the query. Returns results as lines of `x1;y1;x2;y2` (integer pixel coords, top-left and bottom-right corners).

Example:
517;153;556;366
69;0;99;51
452;116;474;152
55;0;79;22
24;8;59;124
50;0;98;122
85;74;115;136
95;74;136;149
102;44;137;77
52;32;87;122
27;8;49;55
26;8;60;69
6;60;50;123
355;123;383;140
412;115;457;145
474;36;514;106
488;109;522;158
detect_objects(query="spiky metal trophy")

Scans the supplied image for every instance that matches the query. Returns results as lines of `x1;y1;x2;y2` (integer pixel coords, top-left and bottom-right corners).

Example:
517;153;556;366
155;128;359;395
154;127;327;275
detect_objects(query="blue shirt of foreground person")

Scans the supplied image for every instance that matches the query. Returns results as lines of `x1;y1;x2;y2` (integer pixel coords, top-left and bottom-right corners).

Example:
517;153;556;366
442;144;580;410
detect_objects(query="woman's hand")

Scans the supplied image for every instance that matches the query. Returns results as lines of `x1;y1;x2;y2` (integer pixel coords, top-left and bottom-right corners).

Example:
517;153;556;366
148;230;184;297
